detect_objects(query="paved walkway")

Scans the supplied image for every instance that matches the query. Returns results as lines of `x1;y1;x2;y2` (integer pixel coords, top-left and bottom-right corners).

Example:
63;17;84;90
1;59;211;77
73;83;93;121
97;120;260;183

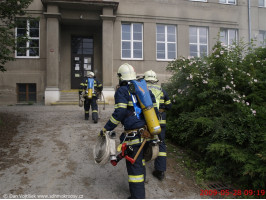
0;105;203;199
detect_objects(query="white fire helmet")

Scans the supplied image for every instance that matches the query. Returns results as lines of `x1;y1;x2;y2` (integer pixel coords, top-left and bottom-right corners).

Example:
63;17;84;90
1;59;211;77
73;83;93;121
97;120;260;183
144;70;158;82
86;71;95;78
117;63;136;81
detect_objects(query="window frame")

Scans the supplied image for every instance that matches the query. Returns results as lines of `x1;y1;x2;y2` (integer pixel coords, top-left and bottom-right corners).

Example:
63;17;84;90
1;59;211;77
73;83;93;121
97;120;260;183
219;28;238;46
121;22;143;60
189;26;209;58
219;0;236;5
156;24;177;61
17;83;37;103
15;18;40;58
259;0;266;7
258;30;266;46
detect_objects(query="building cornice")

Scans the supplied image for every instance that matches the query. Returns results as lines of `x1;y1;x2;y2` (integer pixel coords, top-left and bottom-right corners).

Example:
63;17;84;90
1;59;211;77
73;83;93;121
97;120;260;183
100;15;116;21
41;0;119;10
43;12;62;20
116;14;238;26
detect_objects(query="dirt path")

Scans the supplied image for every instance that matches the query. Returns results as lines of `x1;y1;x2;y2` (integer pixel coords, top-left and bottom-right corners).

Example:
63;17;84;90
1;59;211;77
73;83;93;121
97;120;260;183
0;105;204;199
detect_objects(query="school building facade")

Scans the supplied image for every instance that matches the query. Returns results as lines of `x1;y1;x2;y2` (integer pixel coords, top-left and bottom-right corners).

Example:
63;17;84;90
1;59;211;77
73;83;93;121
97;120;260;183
0;0;265;105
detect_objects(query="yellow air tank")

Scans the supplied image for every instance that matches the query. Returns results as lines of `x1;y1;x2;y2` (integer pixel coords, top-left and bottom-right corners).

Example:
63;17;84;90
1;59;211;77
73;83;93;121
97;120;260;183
139;99;161;135
87;89;93;99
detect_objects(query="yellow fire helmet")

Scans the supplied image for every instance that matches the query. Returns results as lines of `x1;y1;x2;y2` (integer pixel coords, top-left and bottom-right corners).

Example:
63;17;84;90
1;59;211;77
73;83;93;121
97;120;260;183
144;70;158;82
117;63;136;81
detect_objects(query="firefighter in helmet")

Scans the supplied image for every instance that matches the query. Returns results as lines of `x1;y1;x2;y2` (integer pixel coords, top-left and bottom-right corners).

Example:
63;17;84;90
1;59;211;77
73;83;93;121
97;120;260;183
144;70;172;181
99;63;158;199
79;71;103;123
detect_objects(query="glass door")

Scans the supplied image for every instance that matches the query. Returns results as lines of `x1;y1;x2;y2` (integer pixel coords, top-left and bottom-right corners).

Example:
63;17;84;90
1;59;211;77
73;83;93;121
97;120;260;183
71;36;93;89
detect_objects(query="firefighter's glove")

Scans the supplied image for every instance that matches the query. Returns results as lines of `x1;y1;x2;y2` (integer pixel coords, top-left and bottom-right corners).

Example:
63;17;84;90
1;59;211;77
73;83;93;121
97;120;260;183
99;128;106;137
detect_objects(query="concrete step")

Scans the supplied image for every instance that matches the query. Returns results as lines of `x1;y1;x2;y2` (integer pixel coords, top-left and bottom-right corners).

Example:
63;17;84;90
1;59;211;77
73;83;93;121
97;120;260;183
52;90;108;106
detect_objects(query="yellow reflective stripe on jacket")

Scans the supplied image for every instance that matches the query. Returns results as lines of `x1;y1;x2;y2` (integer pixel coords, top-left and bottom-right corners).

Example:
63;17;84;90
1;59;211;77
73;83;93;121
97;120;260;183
128;101;133;106
142;159;145;166
160;99;164;103
165;100;171;105
124;136;158;146
158;152;167;157
114;103;127;109
110;116;120;125
159;120;166;125
128;175;144;183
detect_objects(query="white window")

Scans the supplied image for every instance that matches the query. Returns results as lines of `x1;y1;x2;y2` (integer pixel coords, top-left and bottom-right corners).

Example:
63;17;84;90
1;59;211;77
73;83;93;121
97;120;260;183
258;31;266;46
189;26;208;58
15;18;40;58
121;23;143;60
220;28;238;46
156;24;177;60
259;0;266;7
219;0;236;4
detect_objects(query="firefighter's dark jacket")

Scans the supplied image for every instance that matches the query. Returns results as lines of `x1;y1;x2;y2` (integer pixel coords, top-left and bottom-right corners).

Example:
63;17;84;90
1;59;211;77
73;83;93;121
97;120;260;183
104;83;158;131
79;78;103;97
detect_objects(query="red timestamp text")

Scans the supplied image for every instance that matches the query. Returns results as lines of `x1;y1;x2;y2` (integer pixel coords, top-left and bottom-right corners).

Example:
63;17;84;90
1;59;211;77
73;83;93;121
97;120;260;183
200;189;266;196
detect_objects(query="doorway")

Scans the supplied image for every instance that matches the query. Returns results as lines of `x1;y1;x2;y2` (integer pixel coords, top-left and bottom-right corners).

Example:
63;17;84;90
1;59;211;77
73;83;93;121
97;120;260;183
71;36;94;89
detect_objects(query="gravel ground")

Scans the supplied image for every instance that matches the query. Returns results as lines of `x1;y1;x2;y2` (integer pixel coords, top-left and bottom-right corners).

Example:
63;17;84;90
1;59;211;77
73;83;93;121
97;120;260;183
0;105;204;199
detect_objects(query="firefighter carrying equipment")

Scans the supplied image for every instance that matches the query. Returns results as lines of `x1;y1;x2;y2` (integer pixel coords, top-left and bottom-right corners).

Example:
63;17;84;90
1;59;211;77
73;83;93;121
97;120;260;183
87;78;94;99
93;131;116;165
130;79;161;135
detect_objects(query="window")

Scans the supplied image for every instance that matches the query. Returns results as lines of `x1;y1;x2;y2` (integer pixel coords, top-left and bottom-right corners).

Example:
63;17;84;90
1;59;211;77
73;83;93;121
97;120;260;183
156;24;177;60
219;0;236;4
121;23;143;59
259;0;266;7
17;83;36;102
189;26;208;58
15;18;40;58
258;31;266;46
220;28;238;46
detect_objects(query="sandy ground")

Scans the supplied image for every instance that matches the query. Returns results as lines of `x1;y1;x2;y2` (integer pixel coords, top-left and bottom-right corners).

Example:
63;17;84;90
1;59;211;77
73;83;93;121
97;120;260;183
0;105;204;199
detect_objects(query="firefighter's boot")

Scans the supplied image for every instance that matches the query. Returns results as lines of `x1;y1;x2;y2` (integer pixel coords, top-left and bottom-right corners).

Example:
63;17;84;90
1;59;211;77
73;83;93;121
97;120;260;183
85;113;89;120
152;170;165;181
92;112;98;123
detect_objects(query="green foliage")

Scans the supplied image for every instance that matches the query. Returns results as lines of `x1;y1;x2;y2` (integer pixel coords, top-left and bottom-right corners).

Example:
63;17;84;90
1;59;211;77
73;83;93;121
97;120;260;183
165;40;266;192
0;0;33;72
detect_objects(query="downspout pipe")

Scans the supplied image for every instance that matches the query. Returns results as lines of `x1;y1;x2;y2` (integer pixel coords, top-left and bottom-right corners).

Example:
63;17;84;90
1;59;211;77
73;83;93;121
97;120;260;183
248;0;251;43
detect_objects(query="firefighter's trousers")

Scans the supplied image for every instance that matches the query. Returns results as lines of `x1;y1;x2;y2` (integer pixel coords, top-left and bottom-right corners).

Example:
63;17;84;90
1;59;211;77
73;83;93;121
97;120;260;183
84;96;98;119
154;112;167;172
126;143;146;199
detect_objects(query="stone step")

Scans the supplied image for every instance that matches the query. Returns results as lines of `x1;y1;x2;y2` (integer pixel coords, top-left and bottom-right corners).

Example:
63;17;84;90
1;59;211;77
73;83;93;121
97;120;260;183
53;90;108;105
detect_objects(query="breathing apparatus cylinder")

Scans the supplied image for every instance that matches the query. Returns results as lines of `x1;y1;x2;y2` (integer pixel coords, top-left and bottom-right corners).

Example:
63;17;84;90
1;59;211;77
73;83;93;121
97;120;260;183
87;78;94;99
138;100;161;135
131;79;161;135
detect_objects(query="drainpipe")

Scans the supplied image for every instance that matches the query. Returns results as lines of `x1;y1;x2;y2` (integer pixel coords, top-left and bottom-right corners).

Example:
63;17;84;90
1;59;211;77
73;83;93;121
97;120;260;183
248;0;251;43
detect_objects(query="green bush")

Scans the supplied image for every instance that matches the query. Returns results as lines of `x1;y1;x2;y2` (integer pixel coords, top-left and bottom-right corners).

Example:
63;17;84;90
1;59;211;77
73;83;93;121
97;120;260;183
165;40;266;191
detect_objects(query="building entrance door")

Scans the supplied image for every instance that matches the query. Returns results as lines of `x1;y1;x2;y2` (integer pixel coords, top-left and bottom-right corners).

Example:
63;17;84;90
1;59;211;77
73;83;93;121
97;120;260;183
71;36;93;89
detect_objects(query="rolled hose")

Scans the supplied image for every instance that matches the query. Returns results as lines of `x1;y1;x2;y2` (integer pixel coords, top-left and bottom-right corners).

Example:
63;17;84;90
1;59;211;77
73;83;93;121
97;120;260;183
93;131;116;165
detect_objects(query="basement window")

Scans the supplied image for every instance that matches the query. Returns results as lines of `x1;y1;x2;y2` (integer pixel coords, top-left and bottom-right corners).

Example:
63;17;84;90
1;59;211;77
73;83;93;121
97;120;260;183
17;83;36;103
